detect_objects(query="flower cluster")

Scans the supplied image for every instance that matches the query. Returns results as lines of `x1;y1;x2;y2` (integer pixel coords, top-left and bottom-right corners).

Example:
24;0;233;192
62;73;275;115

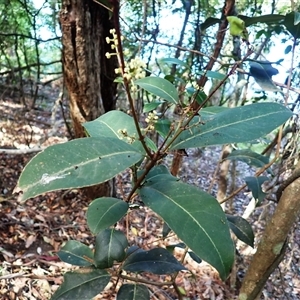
105;29;122;59
145;110;159;131
105;30;146;89
117;128;136;144
122;57;146;81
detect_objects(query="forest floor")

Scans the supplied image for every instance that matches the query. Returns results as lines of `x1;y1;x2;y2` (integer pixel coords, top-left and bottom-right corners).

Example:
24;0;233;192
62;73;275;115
0;83;299;300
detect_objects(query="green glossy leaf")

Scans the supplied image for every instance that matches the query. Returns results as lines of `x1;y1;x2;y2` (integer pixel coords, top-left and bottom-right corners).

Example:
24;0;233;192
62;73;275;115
126;246;143;257
117;284;150;300
239;14;284;27
284;12;300;39
57;241;94;266
135;77;179;104
186;87;207;104
143;165;177;186
198;70;226;80
143;101;164;113
171;103;292;150
144;137;158;152
83;111;137;142
145;165;172;178
51;269;110;300
226;149;269;168
200;106;229;120
160;57;189;68
17;137;144;201
87;197;129;234
244;176;269;205
122;248;187;274
226;215;254;247
139;180;234;280
164;74;176;84
154;119;172;138
94;229;128;268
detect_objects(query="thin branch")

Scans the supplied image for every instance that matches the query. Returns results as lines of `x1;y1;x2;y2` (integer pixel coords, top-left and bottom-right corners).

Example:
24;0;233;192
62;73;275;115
111;1;153;159
0;60;62;76
138;38;223;65
0;147;44;154
220;126;283;204
0;32;60;43
120;274;173;286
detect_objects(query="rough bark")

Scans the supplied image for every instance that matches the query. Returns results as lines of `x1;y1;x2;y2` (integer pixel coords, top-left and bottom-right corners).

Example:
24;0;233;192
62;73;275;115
59;0;117;198
239;162;300;300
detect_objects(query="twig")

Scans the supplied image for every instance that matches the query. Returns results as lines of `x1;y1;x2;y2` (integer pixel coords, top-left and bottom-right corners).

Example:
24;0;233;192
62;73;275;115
0;273;26;280
120;274;173;286
0;147;44;154
220;125;284;204
138;38;223;65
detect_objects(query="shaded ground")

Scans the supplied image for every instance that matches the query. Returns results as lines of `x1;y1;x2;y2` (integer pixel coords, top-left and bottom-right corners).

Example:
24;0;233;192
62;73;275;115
0;86;299;299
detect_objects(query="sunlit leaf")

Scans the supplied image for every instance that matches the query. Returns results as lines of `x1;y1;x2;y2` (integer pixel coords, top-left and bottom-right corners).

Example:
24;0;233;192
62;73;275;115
135;77;179;104
171;103;292;150
16;137;144;201
199;106;229;120
83;111;137;141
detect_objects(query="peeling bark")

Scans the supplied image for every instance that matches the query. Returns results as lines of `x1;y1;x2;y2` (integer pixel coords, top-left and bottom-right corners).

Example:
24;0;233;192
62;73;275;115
59;0;117;137
239;162;300;300
59;0;117;198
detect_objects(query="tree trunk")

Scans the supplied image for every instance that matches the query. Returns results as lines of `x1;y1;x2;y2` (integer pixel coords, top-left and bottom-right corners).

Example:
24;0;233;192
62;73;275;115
59;0;117;198
239;163;300;299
